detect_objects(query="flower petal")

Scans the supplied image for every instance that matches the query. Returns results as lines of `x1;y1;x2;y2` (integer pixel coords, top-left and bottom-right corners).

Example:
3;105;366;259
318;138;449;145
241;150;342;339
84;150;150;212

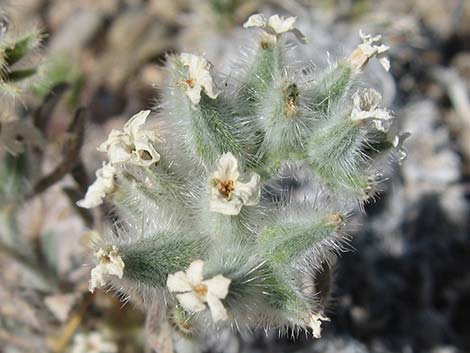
205;294;228;322
89;265;107;293
203;274;231;299
198;73;219;100
213;152;240;181
209;195;244;215
186;260;205;285
167;271;192;293
234;172;260;206
107;253;125;278
307;312;330;339
243;13;267;28
176;292;206;313
185;84;203;105
123;110;150;137
76;163;116;209
378;56;391;72
267;15;296;34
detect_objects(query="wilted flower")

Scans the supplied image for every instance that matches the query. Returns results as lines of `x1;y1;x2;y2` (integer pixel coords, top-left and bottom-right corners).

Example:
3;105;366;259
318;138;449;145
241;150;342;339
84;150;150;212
70;331;117;353
77;163;116;209
350;88;394;132
209;152;260;216
0;119;44;156
167;260;231;322
89;245;125;293
243;13;307;44
180;53;219;105
306;311;330;339
97;110;160;167
350;30;390;72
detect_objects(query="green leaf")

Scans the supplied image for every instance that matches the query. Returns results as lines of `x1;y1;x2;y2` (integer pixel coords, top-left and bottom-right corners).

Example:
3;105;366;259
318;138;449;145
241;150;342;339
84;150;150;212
4;33;38;66
6;67;37;81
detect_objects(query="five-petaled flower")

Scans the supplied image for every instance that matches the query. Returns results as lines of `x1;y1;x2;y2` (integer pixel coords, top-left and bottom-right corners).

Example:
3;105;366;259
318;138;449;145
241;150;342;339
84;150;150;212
77;162;116;209
98;110;160;167
209;152;261;216
243;13;307;45
180;53;219;105
306;311;330;339
89;245;125;293
350;88;394;132
167;260;231;322
350;30;390;72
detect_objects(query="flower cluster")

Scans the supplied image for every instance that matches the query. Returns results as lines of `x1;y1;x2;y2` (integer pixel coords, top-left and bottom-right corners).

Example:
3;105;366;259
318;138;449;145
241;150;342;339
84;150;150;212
76;12;408;346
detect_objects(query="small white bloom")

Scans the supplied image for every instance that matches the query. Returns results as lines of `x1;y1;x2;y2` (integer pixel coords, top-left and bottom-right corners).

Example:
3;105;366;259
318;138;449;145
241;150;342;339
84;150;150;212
243;13;307;44
306;311;330;339
350;88;394;132
209;152;261;216
89;245;125;293
392;132;411;163
98;110;160;167
180;53;219;105
167;260;231;322
350;30;390;72
70;331;117;353
0;119;44;156
77;163;116;209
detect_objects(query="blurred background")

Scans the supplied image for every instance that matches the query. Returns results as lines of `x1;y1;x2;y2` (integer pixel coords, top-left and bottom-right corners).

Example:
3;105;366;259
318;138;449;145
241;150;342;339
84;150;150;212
0;0;469;352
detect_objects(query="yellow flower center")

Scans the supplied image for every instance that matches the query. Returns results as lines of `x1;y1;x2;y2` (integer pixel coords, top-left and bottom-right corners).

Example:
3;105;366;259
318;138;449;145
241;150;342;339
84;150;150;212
194;284;208;296
214;179;235;199
185;78;196;88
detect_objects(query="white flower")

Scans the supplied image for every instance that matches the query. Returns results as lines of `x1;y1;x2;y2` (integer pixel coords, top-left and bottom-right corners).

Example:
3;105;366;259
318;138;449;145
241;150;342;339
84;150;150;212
88;245;125;293
97;110;160;167
209;152;261;216
70;331;117;353
306;311;330;339
350;30;390;72
350;89;394;132
0;119;44;156
243;13;307;44
167;260;231;322
391;132;411;163
77;163;116;209
180;53;219;105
